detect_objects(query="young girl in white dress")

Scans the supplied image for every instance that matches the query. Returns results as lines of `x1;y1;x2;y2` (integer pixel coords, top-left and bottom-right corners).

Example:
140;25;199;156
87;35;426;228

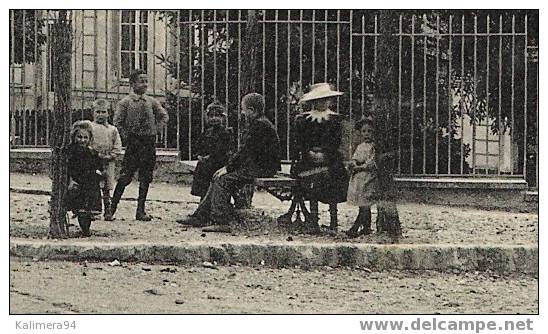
346;117;379;237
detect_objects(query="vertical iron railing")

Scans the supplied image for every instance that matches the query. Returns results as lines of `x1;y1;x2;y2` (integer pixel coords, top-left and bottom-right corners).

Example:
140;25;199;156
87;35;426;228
350;11;535;183
8;10;538;188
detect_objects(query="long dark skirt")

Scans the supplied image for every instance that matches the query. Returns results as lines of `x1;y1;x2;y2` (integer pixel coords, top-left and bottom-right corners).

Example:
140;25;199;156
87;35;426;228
191;158;225;198
292;159;349;204
65;182;102;214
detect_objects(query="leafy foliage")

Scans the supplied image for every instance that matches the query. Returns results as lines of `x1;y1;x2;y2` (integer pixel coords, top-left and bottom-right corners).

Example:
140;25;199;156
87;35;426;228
9;10;47;64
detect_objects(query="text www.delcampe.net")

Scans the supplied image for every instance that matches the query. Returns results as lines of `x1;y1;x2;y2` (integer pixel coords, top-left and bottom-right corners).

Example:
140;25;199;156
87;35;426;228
360;318;534;333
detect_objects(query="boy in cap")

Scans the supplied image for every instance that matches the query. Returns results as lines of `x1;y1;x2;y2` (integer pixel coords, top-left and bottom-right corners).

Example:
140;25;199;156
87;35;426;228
110;69;169;221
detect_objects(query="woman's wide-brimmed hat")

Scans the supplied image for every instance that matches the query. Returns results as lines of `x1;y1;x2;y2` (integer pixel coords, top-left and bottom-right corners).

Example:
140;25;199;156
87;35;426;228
300;83;344;103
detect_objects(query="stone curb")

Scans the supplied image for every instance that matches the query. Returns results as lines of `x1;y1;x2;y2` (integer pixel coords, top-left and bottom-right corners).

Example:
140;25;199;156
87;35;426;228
10;239;538;274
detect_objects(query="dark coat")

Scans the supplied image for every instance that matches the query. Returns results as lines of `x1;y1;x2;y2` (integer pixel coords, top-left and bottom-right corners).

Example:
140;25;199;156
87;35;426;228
191;125;234;197
65;143;102;214
227;116;281;177
292;111;349;204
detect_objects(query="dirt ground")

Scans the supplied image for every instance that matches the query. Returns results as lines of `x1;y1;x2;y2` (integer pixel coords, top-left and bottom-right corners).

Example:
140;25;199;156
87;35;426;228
9;258;538;314
9;174;539;315
9;190;538;245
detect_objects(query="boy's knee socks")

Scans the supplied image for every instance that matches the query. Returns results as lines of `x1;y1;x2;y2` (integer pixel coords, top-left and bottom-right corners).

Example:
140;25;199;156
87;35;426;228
110;183;127;212
136;182;152;221
137;182;150;209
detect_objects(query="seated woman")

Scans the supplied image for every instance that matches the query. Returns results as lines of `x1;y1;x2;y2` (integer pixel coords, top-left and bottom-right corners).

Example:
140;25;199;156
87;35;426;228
292;83;349;233
190;102;234;200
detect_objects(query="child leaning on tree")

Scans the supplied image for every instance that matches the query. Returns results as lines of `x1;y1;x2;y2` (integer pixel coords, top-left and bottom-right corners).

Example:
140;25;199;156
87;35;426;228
65;120;103;237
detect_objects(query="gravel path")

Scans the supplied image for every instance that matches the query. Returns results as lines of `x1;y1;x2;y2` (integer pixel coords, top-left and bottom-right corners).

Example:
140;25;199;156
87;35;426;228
10;191;538;245
9;258;538;314
9;174;539;315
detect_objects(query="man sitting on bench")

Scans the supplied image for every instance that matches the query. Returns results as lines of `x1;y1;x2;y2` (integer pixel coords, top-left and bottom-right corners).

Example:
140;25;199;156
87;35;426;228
177;93;281;233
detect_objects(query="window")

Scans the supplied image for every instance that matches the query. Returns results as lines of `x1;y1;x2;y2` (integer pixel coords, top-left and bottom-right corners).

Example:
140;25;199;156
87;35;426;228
120;10;148;79
9;10;42;65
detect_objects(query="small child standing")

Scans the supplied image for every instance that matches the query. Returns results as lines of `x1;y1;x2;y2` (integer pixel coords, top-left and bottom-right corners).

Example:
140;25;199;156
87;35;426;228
345;117;379;238
190;102;233;199
65;120;103;237
90;99;122;221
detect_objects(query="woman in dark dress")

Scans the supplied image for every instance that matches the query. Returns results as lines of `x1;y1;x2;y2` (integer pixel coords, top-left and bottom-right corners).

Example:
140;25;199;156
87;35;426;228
65;120;103;237
292;83;349;233
191;102;233;199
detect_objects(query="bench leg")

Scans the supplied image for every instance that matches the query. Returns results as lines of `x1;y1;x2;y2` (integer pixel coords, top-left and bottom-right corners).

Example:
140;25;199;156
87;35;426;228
277;196;298;224
298;197;310;222
277;192;310;225
309;200;318;222
294;198;304;225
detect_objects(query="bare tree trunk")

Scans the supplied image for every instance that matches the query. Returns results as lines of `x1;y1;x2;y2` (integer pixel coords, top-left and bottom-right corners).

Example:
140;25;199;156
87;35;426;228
49;10;72;238
241;10;259;94
234;10;259;209
374;10;402;239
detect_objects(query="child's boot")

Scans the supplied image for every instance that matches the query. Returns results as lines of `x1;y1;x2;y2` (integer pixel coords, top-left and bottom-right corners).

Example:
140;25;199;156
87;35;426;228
345;211;363;238
104;207;115;221
345;207;372;238
78;213;92;237
103;194;115;221
110;183;125;217
303;200;320;234
136;182;152;221
358;207;373;236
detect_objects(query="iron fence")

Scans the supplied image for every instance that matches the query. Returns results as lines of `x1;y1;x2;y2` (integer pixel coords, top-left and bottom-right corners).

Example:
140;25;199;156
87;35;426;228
9;10;538;188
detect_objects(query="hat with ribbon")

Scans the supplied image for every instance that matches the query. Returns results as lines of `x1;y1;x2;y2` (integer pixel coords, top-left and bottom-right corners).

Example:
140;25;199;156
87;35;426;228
299;83;343;103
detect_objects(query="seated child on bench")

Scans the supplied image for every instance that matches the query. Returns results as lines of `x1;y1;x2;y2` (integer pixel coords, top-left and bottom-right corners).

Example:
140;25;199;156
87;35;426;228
191;101;233;200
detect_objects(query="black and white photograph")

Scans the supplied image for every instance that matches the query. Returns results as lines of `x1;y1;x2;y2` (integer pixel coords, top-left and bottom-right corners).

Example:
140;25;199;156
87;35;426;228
6;5;541;333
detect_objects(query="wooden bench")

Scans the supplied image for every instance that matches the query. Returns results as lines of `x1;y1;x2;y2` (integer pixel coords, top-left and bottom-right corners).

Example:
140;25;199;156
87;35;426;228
181;160;321;226
181;160;297;200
